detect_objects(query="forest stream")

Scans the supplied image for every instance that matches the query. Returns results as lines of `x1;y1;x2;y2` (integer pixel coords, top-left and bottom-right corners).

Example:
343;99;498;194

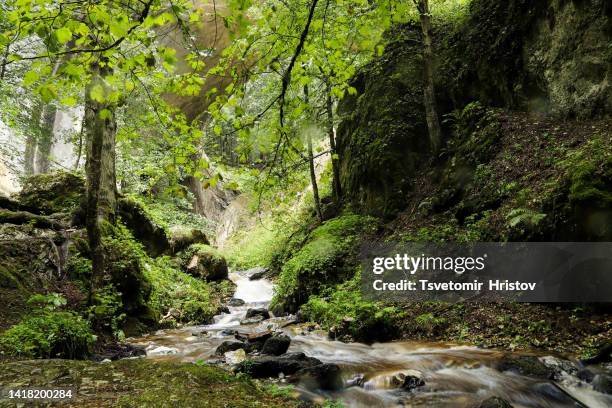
130;272;612;408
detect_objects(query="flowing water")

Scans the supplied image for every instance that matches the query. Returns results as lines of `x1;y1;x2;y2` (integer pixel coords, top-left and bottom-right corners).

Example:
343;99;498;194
130;272;612;408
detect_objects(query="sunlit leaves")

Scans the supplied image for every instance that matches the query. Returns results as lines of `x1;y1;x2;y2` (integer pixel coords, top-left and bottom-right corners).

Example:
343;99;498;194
54;27;72;43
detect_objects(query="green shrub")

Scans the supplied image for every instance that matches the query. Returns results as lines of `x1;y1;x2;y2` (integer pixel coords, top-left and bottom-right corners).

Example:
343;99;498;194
301;273;403;342
0;294;94;359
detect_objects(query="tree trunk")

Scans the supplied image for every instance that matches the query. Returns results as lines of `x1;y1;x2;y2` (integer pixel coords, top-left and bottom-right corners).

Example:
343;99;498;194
84;66;117;303
304;85;323;222
23;103;41;175
35;104;57;174
34;60;62;174
416;0;442;154
325;85;342;205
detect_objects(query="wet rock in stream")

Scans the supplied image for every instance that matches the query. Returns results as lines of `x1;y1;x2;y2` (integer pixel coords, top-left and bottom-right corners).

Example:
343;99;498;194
228;298;245;307
245;308;270;320
390;370;425;391
215;340;250;355
593;374;612;394
474;396;512;408
240;316;265;325
92;343;146;362
497;355;554;379
261;335;291;356
291;363;343;391
234;352;322;378
245;266;268;280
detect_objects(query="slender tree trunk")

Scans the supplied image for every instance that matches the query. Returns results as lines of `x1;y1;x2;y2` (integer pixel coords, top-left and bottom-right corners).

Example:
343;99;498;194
304;85;323;222
325;84;342;205
24;103;42;175
84;66;117;303
74;121;84;170
416;0;442;154
35;104;57;173
184;174;207;214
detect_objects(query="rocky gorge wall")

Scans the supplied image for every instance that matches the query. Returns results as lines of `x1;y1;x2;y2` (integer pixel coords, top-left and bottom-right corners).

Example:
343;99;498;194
336;0;611;217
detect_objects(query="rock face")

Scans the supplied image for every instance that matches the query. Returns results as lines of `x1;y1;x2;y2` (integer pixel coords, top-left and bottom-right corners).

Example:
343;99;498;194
169;228;209;254
181;244;228;282
261;335;291;356
336;0;612;216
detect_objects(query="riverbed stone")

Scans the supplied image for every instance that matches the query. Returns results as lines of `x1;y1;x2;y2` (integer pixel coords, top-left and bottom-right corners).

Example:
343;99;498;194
246;308;270;320
215;340;249;355
228;298;245;307
390;370;425;391
497;355;554;379
92;343;146;362
246;266;268;280
261;335;291;356
475;397;512;408
292;363;343;391
592;374;612;395
240;316;265;325
224;349;247;365
235;352;322;378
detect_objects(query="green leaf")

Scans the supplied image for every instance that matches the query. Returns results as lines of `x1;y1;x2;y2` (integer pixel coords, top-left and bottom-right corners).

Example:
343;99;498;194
90;84;105;102
23;70;39;86
55;27;72;43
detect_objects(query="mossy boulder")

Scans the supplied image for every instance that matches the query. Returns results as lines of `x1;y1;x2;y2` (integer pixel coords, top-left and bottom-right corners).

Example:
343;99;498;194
102;226;156;332
271;214;377;314
169;227;209;254
15;171;84;215
180;244;228;282
117;198;171;257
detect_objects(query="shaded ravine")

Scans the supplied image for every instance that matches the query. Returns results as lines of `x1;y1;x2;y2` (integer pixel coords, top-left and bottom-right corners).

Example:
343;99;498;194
130;272;612;408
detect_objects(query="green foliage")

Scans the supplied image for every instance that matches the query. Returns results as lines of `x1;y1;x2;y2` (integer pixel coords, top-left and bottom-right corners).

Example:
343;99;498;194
271;213;378;313
506;208;546;228
264;384;295;399
323;400;347;408
88;285;126;340
414;312;447;335
0;294;94;359
134;195;214;235
301;273;403;342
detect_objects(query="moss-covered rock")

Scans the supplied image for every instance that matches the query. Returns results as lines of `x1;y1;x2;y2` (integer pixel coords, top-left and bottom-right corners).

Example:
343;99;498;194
337;0;611;216
102;225;156;333
15;171;85;215
117;197;171;257
336;26;429;217
271;214;377;314
179;244;228;282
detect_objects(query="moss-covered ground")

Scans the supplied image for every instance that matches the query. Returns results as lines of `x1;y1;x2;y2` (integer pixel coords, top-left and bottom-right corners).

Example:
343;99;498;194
0;359;301;408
